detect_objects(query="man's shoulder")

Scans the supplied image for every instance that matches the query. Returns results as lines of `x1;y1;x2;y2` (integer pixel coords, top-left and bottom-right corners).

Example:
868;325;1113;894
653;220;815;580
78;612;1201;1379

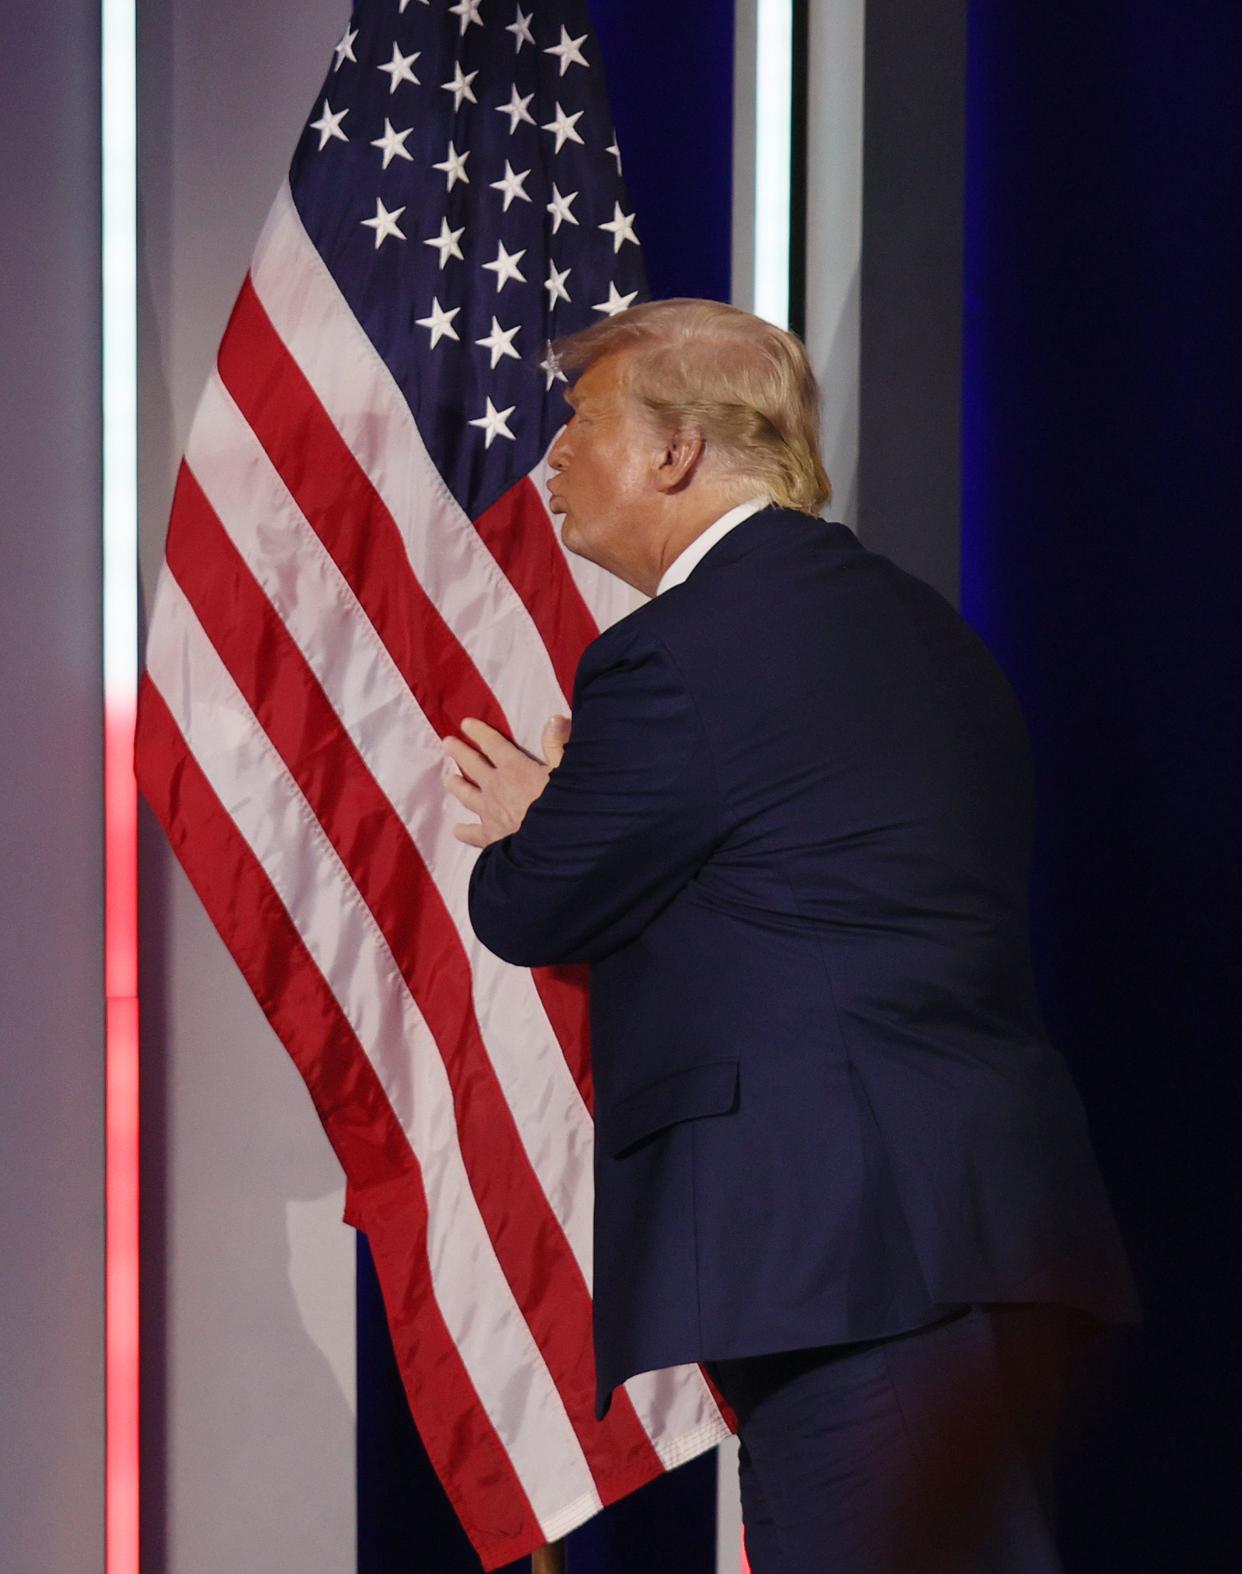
573;595;670;694
674;507;975;643
672;508;861;600
573;512;860;685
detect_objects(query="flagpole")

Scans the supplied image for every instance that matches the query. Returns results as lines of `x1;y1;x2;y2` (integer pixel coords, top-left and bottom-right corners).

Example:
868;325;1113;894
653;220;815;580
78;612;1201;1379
532;1541;567;1574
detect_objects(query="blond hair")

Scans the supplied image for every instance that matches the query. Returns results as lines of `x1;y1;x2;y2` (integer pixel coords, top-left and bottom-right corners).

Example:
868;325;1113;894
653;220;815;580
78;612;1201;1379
553;298;832;513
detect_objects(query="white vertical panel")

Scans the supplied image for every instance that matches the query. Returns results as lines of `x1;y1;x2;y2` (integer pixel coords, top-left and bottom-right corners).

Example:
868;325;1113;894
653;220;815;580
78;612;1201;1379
716;1435;744;1574
735;0;864;529
137;2;357;1570
732;0;796;331
805;0;866;533
752;0;795;328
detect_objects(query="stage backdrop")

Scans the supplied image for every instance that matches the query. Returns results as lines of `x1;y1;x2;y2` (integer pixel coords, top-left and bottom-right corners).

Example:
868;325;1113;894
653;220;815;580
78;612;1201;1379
3;0;1227;1567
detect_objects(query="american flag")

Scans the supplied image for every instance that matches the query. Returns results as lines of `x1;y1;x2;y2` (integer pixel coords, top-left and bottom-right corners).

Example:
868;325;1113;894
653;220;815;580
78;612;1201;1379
135;0;733;1565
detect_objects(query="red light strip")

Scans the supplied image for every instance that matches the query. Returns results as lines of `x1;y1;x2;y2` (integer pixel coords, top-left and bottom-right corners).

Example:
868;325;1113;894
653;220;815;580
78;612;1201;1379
105;698;140;1571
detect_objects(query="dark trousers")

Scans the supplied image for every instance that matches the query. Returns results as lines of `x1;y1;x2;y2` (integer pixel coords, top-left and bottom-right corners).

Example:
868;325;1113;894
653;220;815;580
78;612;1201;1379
707;1304;1095;1574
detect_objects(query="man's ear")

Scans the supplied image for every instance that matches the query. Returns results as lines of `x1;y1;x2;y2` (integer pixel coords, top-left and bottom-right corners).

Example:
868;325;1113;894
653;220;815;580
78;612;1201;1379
653;427;705;494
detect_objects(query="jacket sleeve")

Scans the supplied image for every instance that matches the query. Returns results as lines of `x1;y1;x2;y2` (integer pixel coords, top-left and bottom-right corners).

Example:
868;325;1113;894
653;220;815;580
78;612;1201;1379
467;623;722;967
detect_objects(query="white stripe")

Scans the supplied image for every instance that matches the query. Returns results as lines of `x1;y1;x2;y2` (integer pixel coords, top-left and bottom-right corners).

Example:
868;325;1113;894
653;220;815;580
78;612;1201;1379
144;574;601;1535
249;183;570;751
620;1364;732;1471
184;374;597;1283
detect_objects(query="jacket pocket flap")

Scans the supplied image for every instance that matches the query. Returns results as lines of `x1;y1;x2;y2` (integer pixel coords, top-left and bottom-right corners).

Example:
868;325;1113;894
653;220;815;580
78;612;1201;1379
608;1059;739;1157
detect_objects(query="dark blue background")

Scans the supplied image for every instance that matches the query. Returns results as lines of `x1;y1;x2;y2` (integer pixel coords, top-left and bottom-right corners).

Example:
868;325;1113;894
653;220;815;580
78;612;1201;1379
357;2;733;1569
962;1;1242;1566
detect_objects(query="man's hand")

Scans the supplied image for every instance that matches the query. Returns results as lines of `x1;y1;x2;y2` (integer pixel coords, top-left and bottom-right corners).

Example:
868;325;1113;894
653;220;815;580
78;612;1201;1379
442;713;571;848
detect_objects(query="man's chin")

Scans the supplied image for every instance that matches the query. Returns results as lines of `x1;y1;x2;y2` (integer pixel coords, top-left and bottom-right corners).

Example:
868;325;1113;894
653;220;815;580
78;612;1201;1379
556;512;609;573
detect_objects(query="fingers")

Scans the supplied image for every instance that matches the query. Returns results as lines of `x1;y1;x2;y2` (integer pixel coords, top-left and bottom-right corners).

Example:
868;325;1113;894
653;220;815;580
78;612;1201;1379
442;733;487;838
460;716;522;763
443;774;483;813
441;718;542;852
442;733;492;783
540;712;572;769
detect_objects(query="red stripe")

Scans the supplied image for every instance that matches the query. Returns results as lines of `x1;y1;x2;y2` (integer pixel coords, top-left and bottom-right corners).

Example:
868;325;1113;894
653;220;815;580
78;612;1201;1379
219;276;594;1114
475;480;601;1113
134;676;542;1570
473;476;598;702
217;277;507;743
473;480;604;1111
162;463;665;1496
532;965;594;1114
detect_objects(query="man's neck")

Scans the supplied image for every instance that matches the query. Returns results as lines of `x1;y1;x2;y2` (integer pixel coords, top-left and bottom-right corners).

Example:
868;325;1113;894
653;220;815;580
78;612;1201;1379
653;494;771;597
649;490;759;591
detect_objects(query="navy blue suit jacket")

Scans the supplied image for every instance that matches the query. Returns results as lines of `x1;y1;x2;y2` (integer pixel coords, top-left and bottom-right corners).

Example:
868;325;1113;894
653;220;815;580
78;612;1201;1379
469;508;1139;1418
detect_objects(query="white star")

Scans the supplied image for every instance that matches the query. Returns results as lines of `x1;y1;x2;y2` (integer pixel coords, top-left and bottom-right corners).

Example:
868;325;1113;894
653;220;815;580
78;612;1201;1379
441;62;479;110
424;217;466;269
398;0;429;10
309;99;348;150
361;197;407;249
449;0;484;34
489;161;532;211
415;297;461;348
599;201;639;253
378;43;421;94
593;280;639;317
371;118;414;169
482;240;528;291
496;84;535;134
544;262;572;307
506;6;535;51
332;26;358;71
541;102;585;154
469;397;518;448
545;183;579;233
540;341;568;389
606;139;623;174
545;25;589;75
432;139;470;189
475;318;521;368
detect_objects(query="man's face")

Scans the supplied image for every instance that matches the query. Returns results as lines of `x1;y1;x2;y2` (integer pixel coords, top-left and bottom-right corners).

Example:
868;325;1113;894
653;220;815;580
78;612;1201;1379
546;351;662;583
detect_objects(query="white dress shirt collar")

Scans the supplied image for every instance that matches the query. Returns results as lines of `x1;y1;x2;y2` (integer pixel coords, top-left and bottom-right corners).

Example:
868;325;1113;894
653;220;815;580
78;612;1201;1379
654;496;771;597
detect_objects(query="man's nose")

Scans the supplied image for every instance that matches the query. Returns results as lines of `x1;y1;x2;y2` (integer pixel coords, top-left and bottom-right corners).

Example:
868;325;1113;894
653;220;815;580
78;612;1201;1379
548;428;571;469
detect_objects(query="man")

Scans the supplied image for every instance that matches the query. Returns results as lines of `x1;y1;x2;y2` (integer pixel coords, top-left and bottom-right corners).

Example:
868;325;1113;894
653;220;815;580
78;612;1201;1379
442;299;1138;1572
